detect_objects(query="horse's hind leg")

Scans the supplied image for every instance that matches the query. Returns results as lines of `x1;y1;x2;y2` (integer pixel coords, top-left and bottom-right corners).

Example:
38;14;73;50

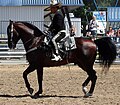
84;69;97;97
89;69;97;94
23;64;36;95
82;77;90;94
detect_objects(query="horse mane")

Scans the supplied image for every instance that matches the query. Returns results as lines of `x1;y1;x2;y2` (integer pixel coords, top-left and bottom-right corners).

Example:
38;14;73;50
16;21;45;37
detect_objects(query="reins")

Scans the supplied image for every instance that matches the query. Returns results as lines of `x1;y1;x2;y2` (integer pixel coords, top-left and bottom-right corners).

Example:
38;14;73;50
26;35;45;54
26;47;38;54
24;36;35;45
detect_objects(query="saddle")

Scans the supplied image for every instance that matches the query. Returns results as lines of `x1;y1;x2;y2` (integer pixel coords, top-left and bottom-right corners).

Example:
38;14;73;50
42;32;77;60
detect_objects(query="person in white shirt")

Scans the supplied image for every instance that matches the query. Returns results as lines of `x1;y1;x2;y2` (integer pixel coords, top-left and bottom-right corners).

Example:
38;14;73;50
89;16;99;37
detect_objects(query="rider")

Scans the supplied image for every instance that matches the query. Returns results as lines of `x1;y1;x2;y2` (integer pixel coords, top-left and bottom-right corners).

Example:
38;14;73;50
48;0;66;61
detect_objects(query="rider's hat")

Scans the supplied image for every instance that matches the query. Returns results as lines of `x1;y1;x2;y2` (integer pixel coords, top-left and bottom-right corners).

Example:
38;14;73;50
50;0;61;8
44;0;62;11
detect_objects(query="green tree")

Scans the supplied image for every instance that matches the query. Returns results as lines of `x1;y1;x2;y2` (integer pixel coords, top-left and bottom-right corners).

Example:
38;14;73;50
72;0;119;36
72;0;95;36
96;0;117;7
117;0;120;6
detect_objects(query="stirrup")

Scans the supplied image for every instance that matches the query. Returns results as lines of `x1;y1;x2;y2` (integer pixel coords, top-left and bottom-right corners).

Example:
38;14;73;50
51;54;62;61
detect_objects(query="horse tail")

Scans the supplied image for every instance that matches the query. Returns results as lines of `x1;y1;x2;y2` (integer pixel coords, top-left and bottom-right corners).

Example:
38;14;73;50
94;37;117;69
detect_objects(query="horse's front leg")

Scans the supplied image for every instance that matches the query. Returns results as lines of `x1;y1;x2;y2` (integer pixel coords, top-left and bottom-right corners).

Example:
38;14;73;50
23;64;36;95
33;66;43;98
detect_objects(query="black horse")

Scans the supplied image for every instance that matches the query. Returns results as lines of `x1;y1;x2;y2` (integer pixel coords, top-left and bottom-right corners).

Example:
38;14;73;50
7;20;116;98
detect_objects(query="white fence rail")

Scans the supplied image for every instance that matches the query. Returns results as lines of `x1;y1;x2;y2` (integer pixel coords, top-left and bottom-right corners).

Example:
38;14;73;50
0;37;120;64
0;38;26;64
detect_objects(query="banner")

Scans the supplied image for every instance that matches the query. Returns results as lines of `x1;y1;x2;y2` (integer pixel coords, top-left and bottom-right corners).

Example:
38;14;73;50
93;11;106;34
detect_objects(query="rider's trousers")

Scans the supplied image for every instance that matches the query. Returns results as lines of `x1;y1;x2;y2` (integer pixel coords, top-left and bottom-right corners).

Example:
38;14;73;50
52;30;66;54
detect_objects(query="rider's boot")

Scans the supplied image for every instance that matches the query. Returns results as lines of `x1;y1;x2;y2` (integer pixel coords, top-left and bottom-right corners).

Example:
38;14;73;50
52;50;62;61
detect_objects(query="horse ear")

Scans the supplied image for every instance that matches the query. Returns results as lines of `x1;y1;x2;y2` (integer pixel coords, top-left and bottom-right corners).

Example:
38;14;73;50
9;20;14;32
9;20;12;24
9;20;14;25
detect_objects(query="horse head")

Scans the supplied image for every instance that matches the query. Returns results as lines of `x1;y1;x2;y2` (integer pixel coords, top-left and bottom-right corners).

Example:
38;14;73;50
7;20;45;50
7;20;20;49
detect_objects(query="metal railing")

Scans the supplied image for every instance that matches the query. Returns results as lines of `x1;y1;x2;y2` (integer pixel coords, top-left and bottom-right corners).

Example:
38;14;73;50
0;21;45;38
0;20;120;63
0;20;82;38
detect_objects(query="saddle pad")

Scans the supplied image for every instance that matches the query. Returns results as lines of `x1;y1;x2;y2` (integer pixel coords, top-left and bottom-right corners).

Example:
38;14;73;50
65;36;77;51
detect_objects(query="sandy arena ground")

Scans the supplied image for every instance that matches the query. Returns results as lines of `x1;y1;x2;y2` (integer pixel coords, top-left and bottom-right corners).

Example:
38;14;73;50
0;64;120;105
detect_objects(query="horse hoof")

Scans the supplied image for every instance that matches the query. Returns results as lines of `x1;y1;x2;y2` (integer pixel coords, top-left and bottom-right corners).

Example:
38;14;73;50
28;88;34;95
32;90;42;99
84;92;92;98
39;90;43;94
82;86;87;94
32;93;40;99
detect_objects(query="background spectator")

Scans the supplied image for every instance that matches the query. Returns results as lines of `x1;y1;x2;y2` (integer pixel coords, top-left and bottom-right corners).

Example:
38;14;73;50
116;28;120;42
89;16;99;38
106;26;115;37
116;28;120;37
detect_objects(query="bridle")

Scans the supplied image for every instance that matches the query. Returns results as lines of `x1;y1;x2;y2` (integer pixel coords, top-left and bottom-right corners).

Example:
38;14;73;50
11;22;35;46
8;21;46;54
10;21;14;43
